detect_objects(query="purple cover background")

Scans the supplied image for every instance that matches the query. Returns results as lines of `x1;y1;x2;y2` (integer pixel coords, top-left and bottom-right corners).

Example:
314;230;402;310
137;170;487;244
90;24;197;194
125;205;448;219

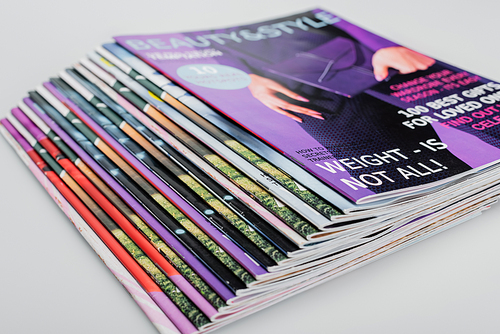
115;11;378;200
115;9;500;202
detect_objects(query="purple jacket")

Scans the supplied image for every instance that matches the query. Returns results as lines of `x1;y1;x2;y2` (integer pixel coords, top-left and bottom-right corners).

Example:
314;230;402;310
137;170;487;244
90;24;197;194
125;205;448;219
180;9;397;77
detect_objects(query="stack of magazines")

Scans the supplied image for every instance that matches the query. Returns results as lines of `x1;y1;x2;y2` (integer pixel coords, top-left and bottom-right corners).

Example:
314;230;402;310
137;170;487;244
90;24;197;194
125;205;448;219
3;9;500;334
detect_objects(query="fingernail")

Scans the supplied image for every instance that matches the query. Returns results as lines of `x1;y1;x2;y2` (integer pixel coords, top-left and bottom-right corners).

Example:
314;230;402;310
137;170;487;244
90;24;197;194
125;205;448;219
295;96;309;102
375;75;383;82
311;114;324;120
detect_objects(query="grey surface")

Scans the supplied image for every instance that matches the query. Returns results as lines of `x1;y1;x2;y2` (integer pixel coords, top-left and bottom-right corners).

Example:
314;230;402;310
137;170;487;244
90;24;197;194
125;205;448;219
0;1;499;333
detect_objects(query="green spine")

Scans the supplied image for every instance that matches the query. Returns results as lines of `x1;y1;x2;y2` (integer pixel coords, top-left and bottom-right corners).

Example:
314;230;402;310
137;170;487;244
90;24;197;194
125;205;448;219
225;139;342;219
205;154;320;237
179;174;287;263
112;229;210;328
128;213;226;310
151;193;255;285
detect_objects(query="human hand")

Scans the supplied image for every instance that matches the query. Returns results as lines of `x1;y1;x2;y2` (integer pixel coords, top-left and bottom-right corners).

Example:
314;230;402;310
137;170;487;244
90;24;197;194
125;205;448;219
372;46;435;81
247;74;324;123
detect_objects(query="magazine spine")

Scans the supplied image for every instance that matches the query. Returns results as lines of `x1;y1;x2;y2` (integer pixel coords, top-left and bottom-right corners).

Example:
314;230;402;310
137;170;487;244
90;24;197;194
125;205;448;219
49;76;277;270
0;120;183;334
85;51;332;229
59;71;292;262
9;107;216;326
71;59;309;246
23;95;237;300
42;80;266;278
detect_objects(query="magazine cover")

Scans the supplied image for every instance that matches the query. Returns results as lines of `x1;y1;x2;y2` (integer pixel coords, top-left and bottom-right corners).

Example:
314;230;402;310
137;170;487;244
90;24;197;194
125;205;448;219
115;9;500;203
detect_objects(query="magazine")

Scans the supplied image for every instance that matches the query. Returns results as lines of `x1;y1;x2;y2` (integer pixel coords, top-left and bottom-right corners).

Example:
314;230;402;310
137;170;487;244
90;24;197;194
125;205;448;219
95;44;345;223
76;57;327;240
23;94;237;301
115;9;500;204
0;119;189;334
3;7;500;334
8;107;218;326
66;61;312;248
85;51;335;230
98;42;359;215
53;73;289;265
79;51;500;265
94;43;500;239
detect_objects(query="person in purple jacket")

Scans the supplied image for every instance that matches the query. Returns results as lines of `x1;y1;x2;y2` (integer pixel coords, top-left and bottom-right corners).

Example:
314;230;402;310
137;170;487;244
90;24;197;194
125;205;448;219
180;10;472;191
246;41;434;123
201;10;434;123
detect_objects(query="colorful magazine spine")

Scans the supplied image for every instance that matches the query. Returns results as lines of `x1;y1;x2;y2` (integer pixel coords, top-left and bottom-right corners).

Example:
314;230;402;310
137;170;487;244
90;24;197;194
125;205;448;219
68;62;308;249
0;118;196;334
40;82;262;283
0;120;182;334
61;69;298;257
29;87;247;293
10;107;217;325
43;80;264;278
95;44;343;221
57;72;289;262
17;99;227;311
51;75;285;267
100;42;357;213
23;94;237;301
49;77;276;270
29;86;247;293
78;57;320;240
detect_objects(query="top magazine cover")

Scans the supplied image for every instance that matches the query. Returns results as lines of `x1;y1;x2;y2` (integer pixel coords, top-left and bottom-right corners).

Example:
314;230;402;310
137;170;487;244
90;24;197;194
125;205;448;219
115;9;500;203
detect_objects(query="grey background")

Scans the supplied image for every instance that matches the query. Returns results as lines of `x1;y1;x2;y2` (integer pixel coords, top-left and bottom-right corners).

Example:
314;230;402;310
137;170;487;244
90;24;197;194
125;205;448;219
0;1;499;333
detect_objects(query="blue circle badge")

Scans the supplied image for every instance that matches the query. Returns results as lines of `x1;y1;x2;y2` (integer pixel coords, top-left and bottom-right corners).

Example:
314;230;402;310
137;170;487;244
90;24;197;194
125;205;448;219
177;64;251;90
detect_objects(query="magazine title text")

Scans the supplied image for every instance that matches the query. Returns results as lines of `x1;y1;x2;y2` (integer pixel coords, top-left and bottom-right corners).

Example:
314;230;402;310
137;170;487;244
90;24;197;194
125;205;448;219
123;12;339;52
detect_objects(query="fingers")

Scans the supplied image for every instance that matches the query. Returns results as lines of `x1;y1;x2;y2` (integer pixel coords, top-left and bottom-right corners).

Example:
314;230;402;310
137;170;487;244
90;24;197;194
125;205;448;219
284;104;324;120
399;52;435;74
269;106;304;123
267;96;324;119
372;47;436;80
261;96;324;122
247;73;322;122
373;64;390;82
398;64;419;74
269;81;310;102
415;54;436;69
